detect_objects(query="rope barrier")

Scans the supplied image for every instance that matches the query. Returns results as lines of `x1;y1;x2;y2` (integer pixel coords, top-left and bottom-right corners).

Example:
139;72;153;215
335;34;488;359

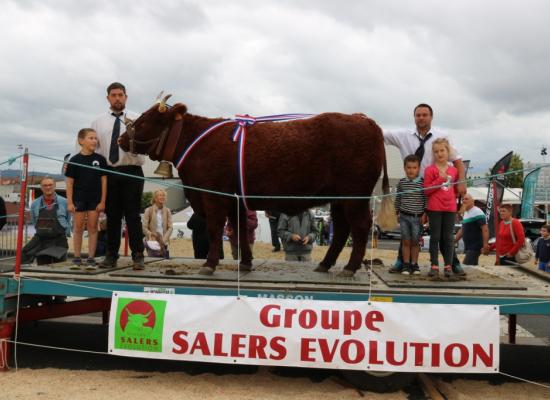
498;371;550;390
26;151;550;201
12;275;22;371
0;154;22;167
6;339;109;356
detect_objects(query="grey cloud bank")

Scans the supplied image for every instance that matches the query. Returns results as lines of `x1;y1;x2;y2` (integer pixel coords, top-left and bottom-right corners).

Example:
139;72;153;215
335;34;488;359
1;0;549;173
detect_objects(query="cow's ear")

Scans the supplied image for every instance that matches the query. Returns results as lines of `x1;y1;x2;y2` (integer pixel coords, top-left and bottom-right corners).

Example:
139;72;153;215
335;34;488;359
172;103;187;120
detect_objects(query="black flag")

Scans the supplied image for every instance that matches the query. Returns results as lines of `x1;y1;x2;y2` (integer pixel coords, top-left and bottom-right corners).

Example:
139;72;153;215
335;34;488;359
485;151;513;238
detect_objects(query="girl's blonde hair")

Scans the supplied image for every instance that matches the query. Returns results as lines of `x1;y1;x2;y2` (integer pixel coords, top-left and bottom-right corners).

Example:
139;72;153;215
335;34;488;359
152;189;167;204
431;137;457;160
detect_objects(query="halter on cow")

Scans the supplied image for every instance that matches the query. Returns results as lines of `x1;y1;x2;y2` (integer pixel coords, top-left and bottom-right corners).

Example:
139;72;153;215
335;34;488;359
119;92;394;277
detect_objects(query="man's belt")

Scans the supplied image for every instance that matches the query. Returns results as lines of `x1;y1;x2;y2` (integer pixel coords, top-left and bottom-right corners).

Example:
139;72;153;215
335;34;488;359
400;210;424;218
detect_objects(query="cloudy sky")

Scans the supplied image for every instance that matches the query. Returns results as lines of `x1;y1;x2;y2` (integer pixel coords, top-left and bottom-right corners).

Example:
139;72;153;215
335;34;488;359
1;0;549;174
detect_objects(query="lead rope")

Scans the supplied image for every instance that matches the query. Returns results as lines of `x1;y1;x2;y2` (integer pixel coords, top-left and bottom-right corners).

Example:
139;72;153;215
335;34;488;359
235;194;241;298
368;197;376;302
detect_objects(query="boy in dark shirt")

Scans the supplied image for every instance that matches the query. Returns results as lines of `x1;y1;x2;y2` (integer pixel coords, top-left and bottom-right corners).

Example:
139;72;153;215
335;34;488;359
535;224;550;272
65;128;107;266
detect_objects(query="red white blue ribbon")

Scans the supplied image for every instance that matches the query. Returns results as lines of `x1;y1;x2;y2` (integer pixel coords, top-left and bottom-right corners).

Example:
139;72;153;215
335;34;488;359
176;113;315;209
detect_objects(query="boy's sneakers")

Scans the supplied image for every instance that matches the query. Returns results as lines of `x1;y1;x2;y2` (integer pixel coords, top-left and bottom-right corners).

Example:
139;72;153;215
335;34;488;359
444;265;452;278
73;257;82;266
86;258;96;267
411;263;421;275
428;265;439;277
389;259;404;273
401;263;411;275
389;263;405;274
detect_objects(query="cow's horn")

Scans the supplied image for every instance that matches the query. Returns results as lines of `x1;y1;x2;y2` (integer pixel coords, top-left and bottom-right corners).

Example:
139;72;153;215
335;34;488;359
155;91;165;103
158;93;172;113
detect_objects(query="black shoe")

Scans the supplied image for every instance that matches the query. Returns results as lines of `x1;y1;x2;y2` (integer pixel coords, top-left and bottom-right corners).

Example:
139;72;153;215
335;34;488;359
401;263;411;275
272;247;281;252
412;263;421;275
99;256;117;268
132;253;145;271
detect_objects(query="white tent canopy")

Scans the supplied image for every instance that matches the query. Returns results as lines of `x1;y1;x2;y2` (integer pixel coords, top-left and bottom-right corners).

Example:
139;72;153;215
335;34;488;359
467;187;523;204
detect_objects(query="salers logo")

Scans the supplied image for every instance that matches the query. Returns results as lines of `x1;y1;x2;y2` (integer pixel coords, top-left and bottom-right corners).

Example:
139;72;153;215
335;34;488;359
114;298;167;353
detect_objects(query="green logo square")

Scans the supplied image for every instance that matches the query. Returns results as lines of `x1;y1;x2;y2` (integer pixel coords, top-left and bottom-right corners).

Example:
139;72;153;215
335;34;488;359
114;297;167;352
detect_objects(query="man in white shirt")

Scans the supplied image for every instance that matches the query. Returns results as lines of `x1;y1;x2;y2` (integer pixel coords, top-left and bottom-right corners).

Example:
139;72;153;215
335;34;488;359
384;104;467;275
92;82;146;270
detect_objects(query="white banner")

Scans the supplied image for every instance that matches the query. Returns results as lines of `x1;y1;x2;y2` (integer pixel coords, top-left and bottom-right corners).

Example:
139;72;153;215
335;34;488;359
108;292;500;373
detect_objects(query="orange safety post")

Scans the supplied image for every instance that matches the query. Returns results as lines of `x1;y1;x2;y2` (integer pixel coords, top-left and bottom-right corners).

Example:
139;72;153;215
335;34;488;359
14;148;29;278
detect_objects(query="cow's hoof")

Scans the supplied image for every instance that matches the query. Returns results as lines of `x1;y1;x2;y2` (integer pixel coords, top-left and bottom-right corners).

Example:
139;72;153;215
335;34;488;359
314;265;330;273
239;263;253;272
198;266;215;275
337;269;355;278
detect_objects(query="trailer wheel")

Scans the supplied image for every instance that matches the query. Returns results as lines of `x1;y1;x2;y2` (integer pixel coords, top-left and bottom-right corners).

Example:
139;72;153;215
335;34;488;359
341;370;415;393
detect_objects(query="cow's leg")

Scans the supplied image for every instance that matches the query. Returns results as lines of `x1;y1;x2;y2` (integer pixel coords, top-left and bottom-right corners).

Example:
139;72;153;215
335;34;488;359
316;204;350;272
198;204;227;275
237;208;253;270
339;200;371;277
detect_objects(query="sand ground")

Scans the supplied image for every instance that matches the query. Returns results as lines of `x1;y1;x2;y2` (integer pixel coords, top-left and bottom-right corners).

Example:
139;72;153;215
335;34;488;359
1;367;549;399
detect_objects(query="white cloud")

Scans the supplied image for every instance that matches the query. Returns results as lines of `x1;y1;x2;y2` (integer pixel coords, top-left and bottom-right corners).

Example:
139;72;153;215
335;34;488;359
0;0;549;175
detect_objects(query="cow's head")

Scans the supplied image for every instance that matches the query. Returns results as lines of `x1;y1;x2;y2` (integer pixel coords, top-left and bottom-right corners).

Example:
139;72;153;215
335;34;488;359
119;91;187;161
125;309;152;328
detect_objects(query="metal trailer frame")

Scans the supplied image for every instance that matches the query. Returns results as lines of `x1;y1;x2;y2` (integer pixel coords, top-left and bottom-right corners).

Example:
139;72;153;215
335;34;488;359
2;258;550;352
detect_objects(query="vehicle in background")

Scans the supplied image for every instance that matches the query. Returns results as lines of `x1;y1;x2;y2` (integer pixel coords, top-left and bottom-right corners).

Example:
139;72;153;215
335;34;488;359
420;224;464;253
376;223;401;240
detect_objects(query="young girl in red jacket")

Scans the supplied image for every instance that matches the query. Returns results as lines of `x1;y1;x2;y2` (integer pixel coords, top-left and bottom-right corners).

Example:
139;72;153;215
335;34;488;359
424;138;459;278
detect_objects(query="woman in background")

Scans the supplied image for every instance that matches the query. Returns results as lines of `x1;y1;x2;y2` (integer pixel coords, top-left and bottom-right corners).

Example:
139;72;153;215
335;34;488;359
142;189;173;259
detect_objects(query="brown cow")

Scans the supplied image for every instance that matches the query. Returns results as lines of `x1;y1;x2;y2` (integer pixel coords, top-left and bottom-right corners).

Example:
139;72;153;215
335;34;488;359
119;94;394;276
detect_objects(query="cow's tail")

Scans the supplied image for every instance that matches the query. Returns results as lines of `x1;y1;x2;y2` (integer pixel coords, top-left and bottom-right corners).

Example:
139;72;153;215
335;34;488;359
376;144;398;231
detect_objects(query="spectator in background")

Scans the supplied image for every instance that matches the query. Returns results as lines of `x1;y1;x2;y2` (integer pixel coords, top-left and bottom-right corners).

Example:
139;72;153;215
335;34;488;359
496;204;525;266
0;195;6;232
278;211;317;262
226;211;258;260
534;224;550;272
187;213;224;260
265;210;281;252
142;189;173;258
454;193;489;266
22;177;71;265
